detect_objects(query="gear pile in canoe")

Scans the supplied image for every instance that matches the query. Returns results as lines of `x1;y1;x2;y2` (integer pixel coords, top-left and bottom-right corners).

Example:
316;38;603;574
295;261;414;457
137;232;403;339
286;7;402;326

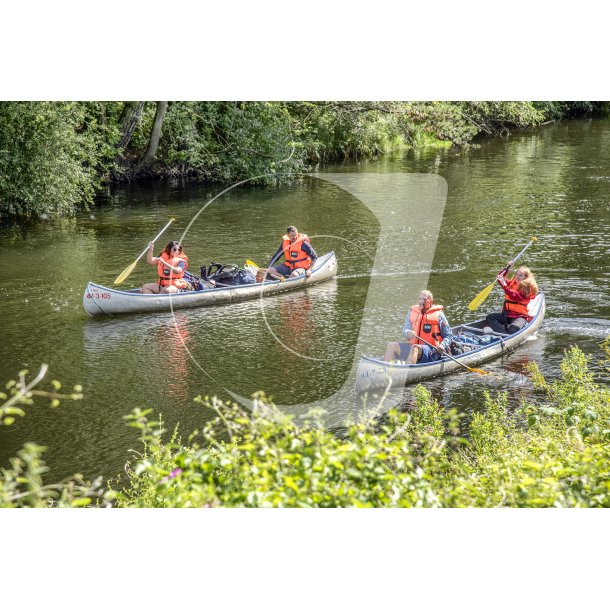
83;251;338;316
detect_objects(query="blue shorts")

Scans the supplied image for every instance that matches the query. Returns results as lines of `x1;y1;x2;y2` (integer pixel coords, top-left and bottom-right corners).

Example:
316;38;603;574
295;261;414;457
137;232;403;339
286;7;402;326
398;342;442;364
419;345;442;363
273;263;305;278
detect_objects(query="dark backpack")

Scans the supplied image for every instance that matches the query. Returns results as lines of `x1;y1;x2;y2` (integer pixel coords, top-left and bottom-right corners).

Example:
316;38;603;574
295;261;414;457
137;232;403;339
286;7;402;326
201;262;256;286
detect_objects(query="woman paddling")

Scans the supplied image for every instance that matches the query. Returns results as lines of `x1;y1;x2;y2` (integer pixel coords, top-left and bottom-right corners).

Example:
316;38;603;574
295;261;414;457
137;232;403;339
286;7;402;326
141;241;189;294
484;263;538;334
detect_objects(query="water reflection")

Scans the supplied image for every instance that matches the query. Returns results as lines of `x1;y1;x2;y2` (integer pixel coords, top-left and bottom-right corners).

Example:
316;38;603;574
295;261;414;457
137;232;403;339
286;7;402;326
84;311;196;407
149;313;194;405
276;291;315;358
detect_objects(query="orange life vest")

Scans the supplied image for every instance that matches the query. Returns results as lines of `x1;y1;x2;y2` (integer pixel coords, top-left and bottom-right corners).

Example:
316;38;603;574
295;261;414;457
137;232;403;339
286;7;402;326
282;233;312;270
157;251;188;288
408;305;444;346
502;277;533;319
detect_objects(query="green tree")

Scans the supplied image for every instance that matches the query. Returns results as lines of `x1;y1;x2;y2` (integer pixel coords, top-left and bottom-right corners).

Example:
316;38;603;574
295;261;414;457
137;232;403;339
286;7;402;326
0;102;113;219
1;101;608;220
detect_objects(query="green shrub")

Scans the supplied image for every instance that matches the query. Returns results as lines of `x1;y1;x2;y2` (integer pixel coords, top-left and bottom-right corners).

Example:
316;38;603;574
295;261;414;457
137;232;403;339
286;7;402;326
115;344;610;508
3;344;609;508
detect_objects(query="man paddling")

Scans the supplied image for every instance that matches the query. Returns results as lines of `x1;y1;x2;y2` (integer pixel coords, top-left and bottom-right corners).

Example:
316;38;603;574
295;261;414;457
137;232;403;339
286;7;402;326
264;225;318;281
384;290;453;364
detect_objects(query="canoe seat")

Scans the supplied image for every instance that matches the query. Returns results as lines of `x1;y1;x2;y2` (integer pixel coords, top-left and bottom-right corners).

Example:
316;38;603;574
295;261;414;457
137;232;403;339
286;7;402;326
461;324;509;338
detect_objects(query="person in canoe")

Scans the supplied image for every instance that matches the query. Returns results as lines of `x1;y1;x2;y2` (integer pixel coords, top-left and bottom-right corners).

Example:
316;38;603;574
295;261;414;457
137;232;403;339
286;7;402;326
483;264;538;334
264;225;318;281
141;240;190;294
383;290;453;364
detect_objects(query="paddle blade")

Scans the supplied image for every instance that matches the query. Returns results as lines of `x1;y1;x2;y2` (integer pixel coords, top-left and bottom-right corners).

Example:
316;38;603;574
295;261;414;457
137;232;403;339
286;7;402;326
114;261;138;285
470;367;489;375
245;259;259;268
468;281;495;311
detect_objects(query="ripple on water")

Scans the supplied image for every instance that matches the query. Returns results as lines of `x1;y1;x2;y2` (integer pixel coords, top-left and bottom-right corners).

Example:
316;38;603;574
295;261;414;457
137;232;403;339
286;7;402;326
543;317;610;339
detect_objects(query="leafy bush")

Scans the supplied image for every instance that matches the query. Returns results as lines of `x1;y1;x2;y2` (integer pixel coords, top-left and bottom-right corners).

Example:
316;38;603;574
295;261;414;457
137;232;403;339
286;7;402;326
534;101;610;120
112;396;444;507
445;346;610;507
0;365;109;507
287;101;448;162
3;343;609;507
114;344;610;508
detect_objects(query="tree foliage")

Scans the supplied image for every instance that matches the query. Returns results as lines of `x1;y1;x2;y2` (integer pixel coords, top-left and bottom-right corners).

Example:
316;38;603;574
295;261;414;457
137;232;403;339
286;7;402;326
0;102;114;219
1;101;608;219
158;101;306;183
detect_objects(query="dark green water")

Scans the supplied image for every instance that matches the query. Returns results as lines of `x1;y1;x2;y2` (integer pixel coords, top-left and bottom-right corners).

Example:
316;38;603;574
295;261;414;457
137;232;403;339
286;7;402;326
1;118;609;481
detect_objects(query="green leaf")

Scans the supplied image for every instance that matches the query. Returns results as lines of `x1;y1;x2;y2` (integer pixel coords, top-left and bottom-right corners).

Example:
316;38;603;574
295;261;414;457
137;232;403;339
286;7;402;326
346;468;363;480
527;414;538;427
238;443;256;451
3;407;25;416
71;497;92;507
283;476;299;492
522;461;544;471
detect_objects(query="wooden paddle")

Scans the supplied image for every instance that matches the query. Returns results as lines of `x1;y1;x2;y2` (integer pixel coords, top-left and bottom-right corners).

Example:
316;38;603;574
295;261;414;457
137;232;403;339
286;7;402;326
114;218;175;285
413;333;489;375
468;236;537;311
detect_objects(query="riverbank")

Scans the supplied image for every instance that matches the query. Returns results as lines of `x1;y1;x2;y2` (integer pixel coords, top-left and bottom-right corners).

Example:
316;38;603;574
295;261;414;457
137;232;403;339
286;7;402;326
2;101;609;220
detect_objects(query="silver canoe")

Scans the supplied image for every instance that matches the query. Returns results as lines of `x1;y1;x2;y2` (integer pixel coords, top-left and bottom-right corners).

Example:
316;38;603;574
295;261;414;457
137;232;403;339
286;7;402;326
83;251;338;316
356;293;545;391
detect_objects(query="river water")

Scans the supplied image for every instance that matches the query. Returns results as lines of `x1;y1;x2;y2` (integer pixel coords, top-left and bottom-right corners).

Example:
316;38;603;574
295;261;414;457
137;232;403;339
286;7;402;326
1;118;609;482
